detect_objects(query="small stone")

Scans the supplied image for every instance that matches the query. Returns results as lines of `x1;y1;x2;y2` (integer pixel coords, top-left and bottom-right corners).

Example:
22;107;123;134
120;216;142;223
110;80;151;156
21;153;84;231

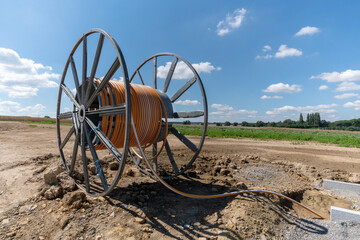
95;235;102;240
18;219;29;225
89;163;96;175
29;204;37;211
19;205;29;214
236;182;248;190
97;196;106;202
57;172;76;192
220;169;230;176
47;209;52;214
64;191;86;206
110;212;115;217
42;203;47;208
39;236;45;240
2;218;10;224
44;186;63;200
44;172;58;185
6;232;16;238
126;169;135;177
135;217;146;224
60;217;70;229
109;162;119;170
349;173;360;183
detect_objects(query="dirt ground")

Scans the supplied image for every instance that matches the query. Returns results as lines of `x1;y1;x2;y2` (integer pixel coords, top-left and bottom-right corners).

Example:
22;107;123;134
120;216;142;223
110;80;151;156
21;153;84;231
0;121;360;239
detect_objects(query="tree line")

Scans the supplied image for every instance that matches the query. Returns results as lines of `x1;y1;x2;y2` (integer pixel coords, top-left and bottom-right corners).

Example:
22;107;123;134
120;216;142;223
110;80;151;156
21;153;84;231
181;112;360;131
238;113;360;131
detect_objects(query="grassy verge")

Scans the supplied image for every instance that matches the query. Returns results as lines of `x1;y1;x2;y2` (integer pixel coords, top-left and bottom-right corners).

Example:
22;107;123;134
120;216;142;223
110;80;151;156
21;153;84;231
175;125;360;148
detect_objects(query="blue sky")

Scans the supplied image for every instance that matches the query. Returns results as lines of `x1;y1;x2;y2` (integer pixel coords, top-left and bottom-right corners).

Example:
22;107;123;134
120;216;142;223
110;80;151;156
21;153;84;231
1;0;360;122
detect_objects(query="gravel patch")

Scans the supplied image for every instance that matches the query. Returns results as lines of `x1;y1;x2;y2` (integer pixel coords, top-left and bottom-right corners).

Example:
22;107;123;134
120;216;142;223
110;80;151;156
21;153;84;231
281;219;360;239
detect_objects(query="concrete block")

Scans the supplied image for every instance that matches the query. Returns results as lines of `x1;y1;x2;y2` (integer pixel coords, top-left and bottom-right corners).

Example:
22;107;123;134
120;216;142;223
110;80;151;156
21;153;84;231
331;206;360;222
323;179;360;199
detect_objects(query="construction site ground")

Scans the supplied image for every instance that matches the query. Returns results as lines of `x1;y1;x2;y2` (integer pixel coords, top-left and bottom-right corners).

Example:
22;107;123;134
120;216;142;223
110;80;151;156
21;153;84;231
1;121;360;239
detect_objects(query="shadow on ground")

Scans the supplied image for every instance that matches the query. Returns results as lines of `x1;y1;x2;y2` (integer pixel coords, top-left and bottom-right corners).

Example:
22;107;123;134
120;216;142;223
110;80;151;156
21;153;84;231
106;177;328;239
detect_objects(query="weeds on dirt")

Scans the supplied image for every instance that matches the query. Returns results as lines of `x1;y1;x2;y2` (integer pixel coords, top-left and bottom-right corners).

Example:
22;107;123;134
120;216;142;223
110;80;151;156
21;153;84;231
176;126;360;148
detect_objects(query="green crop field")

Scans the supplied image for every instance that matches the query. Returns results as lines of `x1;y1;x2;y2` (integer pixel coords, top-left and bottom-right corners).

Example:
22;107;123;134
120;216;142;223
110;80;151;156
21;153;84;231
175;125;360;148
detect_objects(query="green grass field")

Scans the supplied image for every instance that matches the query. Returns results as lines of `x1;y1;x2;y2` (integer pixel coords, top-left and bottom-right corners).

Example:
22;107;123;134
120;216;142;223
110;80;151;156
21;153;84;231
175;125;360;148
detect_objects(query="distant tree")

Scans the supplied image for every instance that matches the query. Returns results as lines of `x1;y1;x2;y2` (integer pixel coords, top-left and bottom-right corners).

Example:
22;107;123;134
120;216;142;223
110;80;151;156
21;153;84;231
200;122;204;125
216;122;222;126
299;113;304;124
255;121;265;127
314;112;321;127
224;121;231;126
268;122;276;127
241;121;249;126
233;122;238;126
183;120;191;125
44;115;50;118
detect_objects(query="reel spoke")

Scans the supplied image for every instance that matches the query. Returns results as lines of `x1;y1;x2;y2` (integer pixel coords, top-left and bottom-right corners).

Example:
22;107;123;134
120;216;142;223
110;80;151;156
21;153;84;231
59;126;75;150
86;104;126;116
170;76;197;102
82;35;87;103
70;55;82;104
69;133;79;175
61;83;80;109
84;123;109;190
80;123;90;192
153;57;157;89
163;57;178;93
165;140;179;174
169;127;198;152
85;117;123;160
152;143;158;172
86;57;120;108
136;70;145;85
85;33;104;104
172;111;204;118
58;111;73;119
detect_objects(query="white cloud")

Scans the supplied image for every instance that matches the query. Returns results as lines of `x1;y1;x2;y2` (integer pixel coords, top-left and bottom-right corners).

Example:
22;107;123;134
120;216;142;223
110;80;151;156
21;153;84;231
211;103;233;111
0;48;59;98
318;85;329;90
335;82;360;92
255;54;273;60
295;26;320;37
262;45;272;52
274;45;302;58
174;99;200;106
334;93;359;99
210;111;225;115
157;61;220;80
0;100;46;117
260;95;283;100
311;69;360;82
216;8;247;36
263;83;302;93
210;109;257;116
266;103;337;115
210;103;257;117
344;100;360;110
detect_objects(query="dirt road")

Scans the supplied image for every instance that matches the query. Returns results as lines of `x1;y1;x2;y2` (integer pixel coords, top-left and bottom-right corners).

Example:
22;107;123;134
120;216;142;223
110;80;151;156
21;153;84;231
0;121;359;239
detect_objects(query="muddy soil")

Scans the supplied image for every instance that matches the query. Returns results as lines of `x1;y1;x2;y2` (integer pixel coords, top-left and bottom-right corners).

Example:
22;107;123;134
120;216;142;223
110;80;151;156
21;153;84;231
0;121;360;239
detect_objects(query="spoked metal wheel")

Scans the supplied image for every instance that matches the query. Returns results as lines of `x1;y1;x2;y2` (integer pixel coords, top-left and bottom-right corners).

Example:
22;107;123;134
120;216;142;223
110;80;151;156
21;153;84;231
129;53;208;179
56;29;131;197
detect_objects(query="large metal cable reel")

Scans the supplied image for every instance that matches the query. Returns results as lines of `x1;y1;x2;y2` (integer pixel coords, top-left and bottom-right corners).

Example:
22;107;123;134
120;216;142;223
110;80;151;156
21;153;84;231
56;29;208;197
129;53;208;179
